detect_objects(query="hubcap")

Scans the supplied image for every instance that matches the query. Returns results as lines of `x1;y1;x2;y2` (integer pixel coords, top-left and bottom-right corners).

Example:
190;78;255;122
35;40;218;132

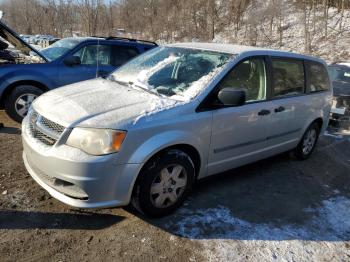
302;128;317;155
150;164;187;208
15;93;37;117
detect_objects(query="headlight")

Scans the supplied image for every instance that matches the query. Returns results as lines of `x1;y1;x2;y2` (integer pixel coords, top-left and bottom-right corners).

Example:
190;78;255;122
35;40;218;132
66;128;126;155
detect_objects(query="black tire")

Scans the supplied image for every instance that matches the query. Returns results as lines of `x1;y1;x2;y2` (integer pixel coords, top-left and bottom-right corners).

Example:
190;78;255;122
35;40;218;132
132;149;195;217
294;122;320;160
4;85;43;123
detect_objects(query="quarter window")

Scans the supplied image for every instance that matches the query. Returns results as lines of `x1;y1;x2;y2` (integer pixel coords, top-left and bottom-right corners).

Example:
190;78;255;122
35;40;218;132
272;59;305;97
308;62;330;92
217;58;267;102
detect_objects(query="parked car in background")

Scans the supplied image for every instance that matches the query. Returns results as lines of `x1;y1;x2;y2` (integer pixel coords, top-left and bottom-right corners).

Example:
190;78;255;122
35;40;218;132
0;20;157;122
328;62;350;129
22;43;332;217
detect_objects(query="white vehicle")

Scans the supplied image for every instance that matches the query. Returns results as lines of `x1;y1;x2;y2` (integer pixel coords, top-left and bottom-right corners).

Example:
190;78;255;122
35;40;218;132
22;43;332;217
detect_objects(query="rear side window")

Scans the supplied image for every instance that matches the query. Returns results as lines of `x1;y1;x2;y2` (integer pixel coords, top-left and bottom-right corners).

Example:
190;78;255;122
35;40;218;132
272;59;305;97
308;62;330;92
111;45;139;66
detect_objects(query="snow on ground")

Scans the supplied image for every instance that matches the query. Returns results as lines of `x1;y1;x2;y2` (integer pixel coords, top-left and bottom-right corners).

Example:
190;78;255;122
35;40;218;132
165;196;350;261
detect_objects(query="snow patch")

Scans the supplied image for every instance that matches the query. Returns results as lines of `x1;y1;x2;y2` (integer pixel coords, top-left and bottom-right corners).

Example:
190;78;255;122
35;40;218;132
172;196;350;240
137;56;179;83
167;196;350;260
178;65;225;101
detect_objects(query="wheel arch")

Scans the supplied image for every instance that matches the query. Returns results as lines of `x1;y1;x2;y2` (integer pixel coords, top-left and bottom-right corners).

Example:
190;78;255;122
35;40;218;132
0;80;49;107
313;117;324;131
129;143;202;200
141;144;201;178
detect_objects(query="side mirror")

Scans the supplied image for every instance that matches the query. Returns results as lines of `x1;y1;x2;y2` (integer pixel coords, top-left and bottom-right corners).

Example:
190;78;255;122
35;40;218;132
63;55;81;66
218;88;246;106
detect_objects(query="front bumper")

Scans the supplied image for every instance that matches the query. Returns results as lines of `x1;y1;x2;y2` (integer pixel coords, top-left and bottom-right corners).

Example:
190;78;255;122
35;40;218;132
22;118;141;209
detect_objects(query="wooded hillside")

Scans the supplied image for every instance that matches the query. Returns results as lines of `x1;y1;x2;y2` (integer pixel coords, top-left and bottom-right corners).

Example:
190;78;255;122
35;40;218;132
0;0;349;61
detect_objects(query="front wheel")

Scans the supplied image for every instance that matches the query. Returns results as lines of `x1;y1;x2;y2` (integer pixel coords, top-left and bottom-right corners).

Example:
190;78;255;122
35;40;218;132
4;85;43;123
132;149;195;217
294;122;320;160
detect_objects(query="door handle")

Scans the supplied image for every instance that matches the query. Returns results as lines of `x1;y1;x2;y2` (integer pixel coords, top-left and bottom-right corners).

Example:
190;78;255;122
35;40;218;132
258;109;271;116
274;106;285;113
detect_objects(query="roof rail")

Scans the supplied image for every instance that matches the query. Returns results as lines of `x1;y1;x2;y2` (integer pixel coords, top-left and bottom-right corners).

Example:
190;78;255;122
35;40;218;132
91;36;157;46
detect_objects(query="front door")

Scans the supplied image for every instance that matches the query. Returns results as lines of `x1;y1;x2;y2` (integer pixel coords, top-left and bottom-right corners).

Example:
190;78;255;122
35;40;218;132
208;57;275;175
58;44;115;86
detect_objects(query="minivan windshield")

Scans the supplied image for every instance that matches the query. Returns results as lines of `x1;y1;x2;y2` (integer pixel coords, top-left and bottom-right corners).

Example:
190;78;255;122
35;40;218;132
110;46;233;100
41;38;82;61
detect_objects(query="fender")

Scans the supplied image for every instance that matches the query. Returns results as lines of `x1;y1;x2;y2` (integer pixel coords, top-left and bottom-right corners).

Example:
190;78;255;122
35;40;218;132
0;69;55;98
127;129;208;176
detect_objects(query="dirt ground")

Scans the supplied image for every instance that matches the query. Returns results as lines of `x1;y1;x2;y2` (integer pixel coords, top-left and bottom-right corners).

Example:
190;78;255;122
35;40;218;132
1;110;350;262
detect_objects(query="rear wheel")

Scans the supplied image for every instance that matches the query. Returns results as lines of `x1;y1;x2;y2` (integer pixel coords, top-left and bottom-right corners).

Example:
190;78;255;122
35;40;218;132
132;149;195;217
4;85;43;123
294;122;320;160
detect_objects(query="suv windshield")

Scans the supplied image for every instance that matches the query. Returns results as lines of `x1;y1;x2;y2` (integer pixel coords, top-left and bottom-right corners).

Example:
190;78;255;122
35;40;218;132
41;38;82;61
111;46;233;100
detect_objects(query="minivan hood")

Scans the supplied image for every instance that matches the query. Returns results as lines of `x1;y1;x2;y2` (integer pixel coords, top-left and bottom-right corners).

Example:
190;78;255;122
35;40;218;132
0;20;47;62
33;78;177;129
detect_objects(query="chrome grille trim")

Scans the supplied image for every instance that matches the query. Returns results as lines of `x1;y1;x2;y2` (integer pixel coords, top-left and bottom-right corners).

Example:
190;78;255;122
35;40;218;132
28;110;65;146
40;116;65;134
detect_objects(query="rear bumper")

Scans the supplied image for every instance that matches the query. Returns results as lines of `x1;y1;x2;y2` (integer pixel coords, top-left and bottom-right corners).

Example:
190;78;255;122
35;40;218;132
22;126;141;209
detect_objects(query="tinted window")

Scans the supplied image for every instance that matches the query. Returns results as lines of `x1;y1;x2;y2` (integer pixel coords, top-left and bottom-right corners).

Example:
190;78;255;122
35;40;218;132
73;45;111;65
217;58;267;102
328;66;350;84
308;62;330;92
112;45;139;66
272;59;305;97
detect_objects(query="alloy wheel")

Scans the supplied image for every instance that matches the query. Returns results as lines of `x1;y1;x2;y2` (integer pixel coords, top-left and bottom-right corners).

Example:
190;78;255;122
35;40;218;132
302;128;317;155
15;93;37;117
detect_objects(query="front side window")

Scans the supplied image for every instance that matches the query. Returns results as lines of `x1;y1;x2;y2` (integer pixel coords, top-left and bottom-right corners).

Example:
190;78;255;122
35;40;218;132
308;62;330;92
73;45;111;65
111;47;233;100
272;59;305;97
216;57;267;102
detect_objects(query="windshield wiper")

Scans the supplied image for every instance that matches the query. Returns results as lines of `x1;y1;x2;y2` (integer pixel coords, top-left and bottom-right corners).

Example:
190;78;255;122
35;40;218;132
108;75;129;86
130;81;162;97
109;76;162;98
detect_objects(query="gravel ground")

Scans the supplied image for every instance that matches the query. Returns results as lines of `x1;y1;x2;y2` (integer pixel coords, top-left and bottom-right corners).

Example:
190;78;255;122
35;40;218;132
0;110;350;261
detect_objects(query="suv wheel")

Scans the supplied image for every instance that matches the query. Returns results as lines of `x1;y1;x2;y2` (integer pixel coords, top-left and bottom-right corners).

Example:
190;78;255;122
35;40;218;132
294;122;320;160
132;149;195;217
5;85;43;123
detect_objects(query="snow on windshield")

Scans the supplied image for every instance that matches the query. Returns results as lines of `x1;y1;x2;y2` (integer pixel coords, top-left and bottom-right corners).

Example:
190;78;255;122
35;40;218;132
112;47;233;101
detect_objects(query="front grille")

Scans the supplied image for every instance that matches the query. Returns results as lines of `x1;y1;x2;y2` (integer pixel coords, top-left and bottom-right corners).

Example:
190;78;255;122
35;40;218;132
41;116;65;134
28;110;65;146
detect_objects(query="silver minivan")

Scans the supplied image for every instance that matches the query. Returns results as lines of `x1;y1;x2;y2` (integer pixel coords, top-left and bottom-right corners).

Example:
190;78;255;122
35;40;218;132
22;43;332;217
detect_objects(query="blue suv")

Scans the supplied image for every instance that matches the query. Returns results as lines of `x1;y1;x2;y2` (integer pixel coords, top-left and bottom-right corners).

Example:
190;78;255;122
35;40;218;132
0;20;157;122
